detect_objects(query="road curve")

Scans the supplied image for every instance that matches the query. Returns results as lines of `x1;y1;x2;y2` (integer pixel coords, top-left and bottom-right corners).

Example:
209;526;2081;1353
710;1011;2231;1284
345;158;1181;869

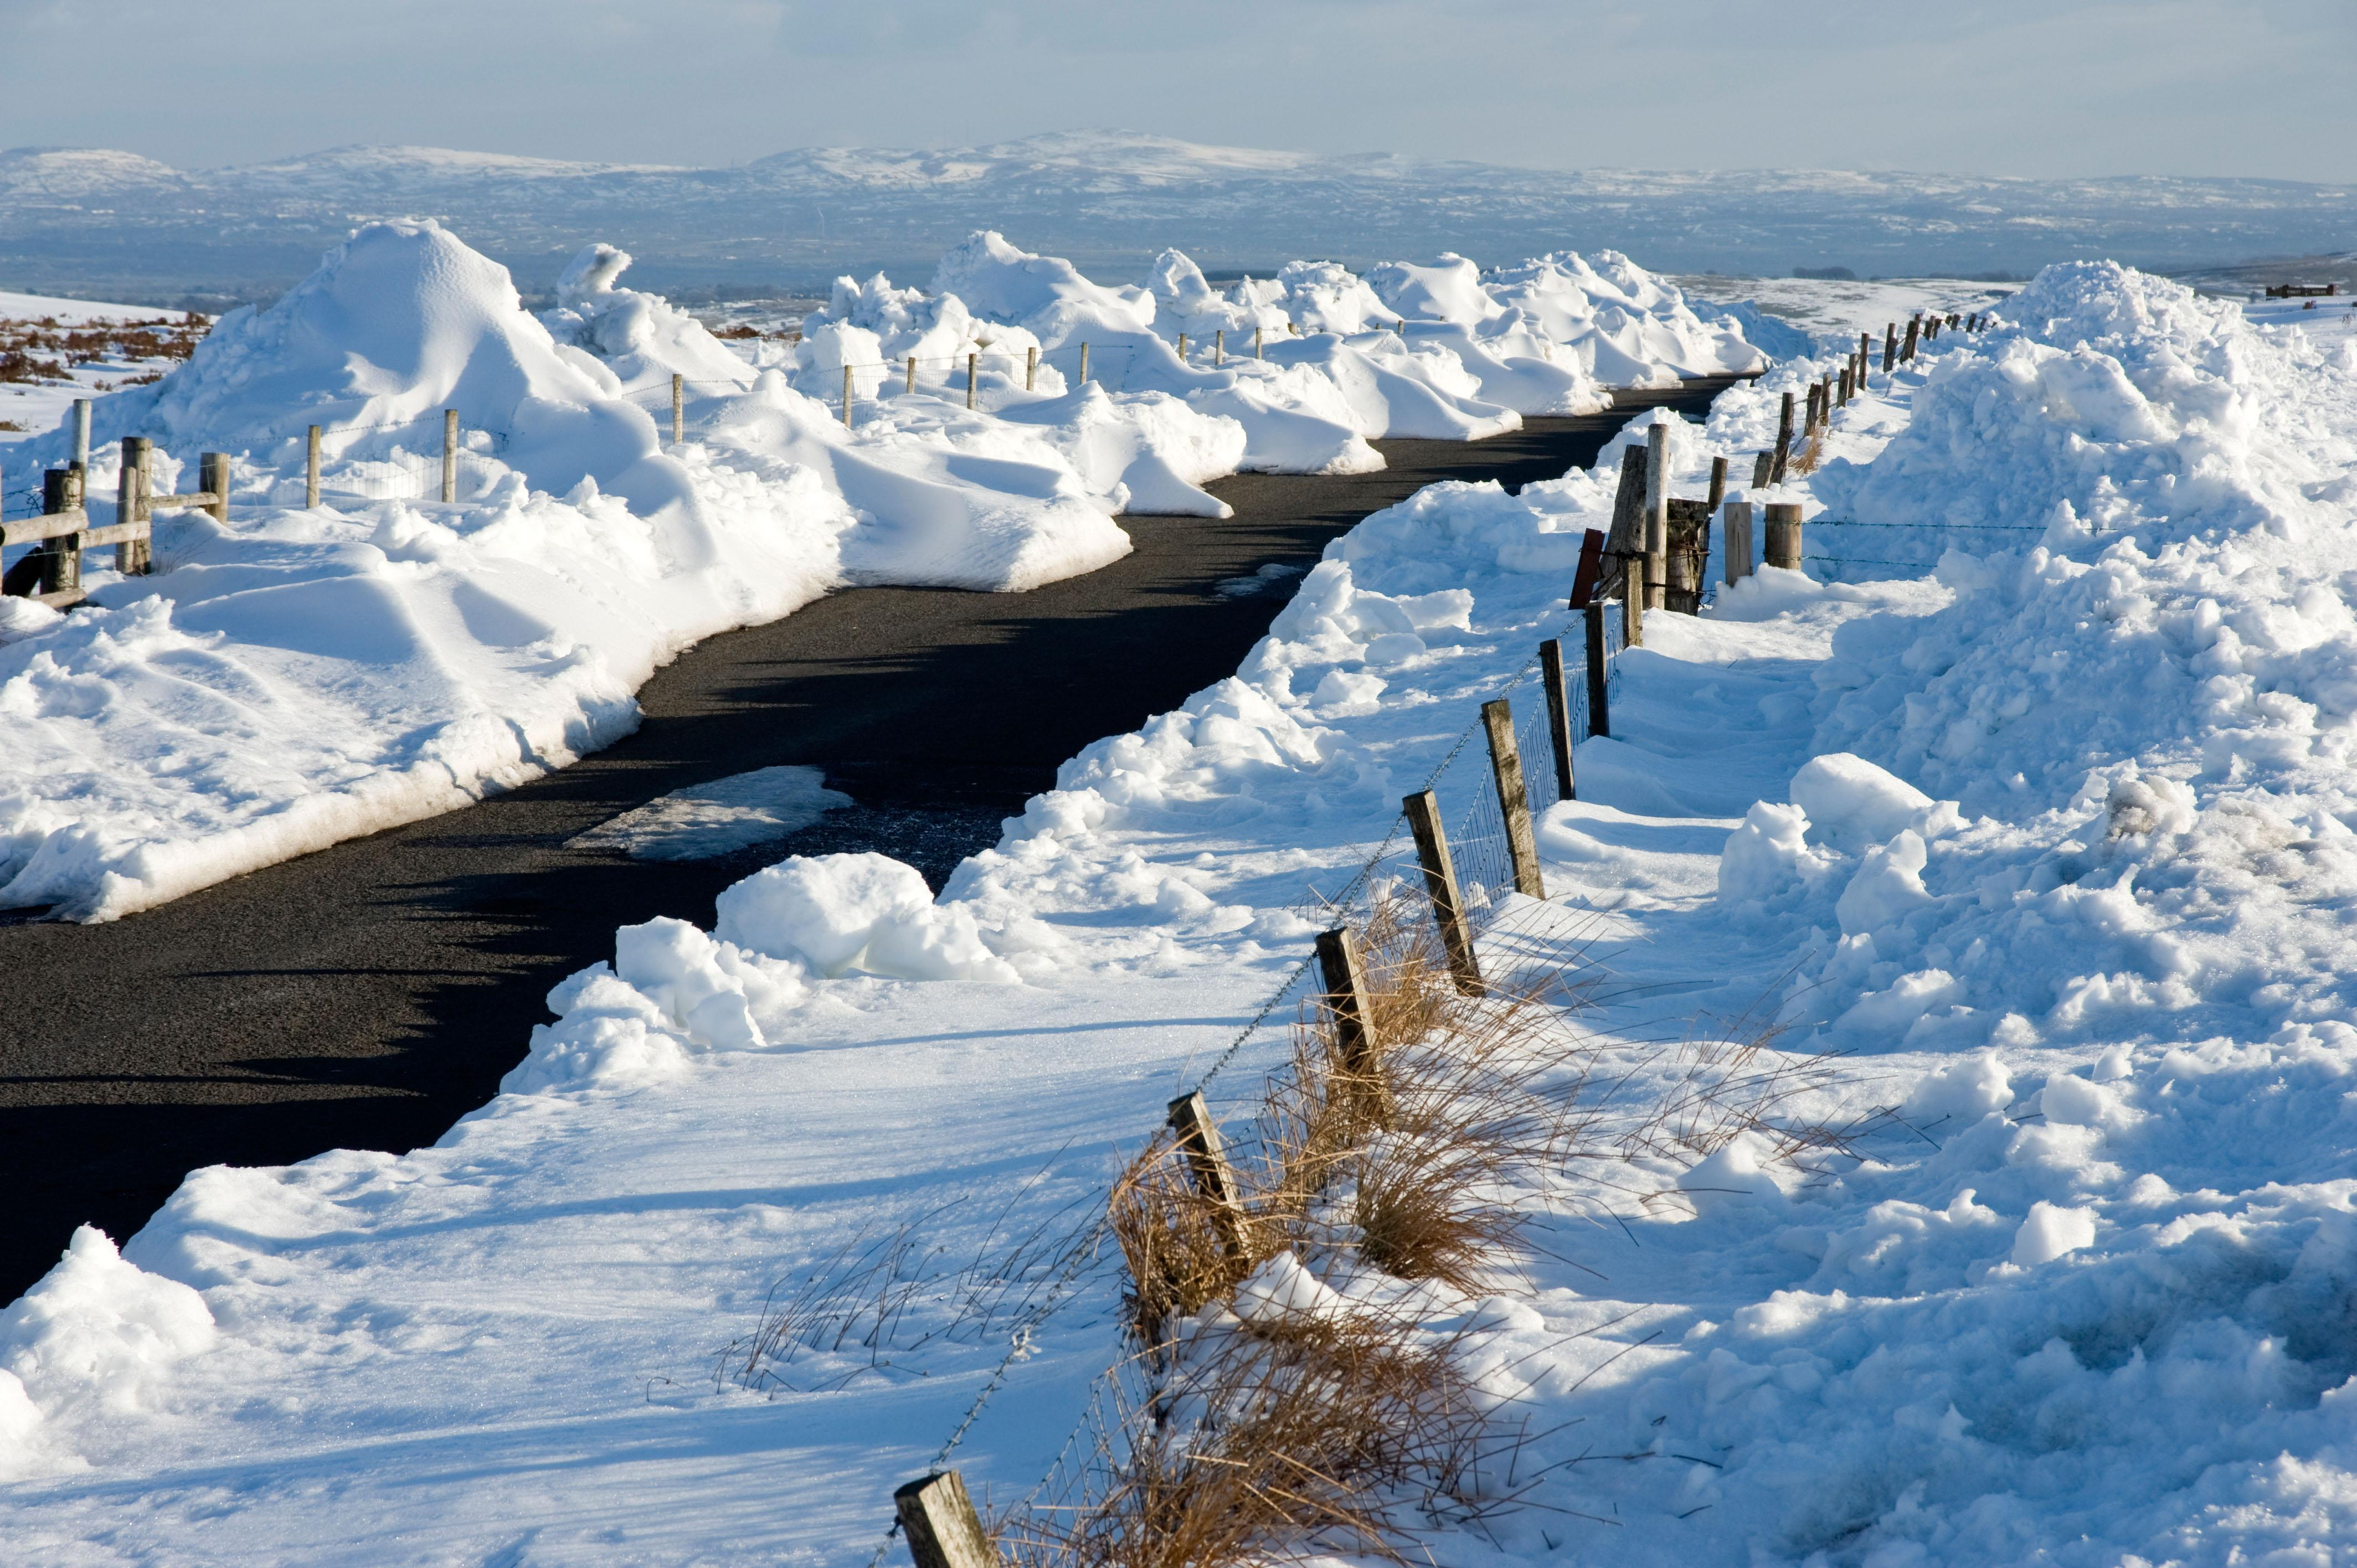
0;378;1741;1299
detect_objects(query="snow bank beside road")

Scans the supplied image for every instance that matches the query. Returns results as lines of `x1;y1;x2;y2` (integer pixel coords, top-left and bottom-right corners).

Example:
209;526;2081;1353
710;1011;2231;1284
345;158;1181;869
1;225;1768;919
0;223;1125;920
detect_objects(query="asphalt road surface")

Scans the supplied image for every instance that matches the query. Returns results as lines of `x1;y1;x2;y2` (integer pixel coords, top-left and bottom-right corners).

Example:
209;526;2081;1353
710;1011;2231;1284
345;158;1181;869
0;377;1742;1299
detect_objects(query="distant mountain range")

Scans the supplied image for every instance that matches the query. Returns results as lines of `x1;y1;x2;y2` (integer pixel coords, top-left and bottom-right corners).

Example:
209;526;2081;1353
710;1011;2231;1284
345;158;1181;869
2;131;2349;307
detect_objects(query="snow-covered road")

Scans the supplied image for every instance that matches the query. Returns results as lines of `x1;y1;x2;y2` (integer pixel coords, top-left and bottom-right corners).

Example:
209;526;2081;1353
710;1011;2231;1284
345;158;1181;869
9;259;2357;1566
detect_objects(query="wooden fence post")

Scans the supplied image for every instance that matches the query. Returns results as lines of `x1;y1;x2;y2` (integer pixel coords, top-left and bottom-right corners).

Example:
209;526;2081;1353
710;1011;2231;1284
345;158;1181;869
1643;424;1670;611
1538;637;1577;801
38;467;81;597
1583;600;1611;739
1706;454;1727;513
966;353;977;410
1213;329;1224;367
199;452;229;523
1839;364;1853;405
1769;391;1795;483
906;355;917;395
118;436;152;573
1166;1091;1248;1255
1601;453;1647;647
1176;331;1187;363
1403;789;1480;992
1901;317;1919;363
842;364;855;429
1764;502;1803;570
439;409;457;503
1254;324;1263;359
305;424;321;508
1315;926;1386;1125
1859;331;1872;384
671;374;685;443
1026;344;1038;391
1883;322;1897;372
1481;698;1545;899
71;398;90;470
1722;499;1754;585
893;1471;994;1568
1751;450;1771;488
1078;342;1090;386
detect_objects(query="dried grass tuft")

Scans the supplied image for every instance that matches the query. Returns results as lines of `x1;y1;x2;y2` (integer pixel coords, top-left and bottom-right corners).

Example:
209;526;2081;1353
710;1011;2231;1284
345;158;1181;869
1001;1299;1528;1568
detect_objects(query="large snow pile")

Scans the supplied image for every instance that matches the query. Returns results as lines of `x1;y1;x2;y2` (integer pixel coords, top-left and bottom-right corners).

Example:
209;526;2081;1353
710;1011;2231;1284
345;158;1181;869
0;223;1128;919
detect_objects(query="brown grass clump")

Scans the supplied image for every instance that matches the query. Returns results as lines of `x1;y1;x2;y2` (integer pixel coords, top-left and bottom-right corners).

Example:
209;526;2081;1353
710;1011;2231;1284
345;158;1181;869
1034;880;1882;1565
1002;1299;1525;1568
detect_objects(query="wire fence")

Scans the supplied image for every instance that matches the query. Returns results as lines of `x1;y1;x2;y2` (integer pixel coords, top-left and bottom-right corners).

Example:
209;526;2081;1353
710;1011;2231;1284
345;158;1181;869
1800;514;2056;580
851;595;1633;1562
1;407;511;528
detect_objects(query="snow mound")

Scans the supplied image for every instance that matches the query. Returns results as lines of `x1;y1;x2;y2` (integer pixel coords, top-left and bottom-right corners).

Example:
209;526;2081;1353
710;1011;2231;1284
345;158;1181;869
539;242;756;394
0;1226;214;1475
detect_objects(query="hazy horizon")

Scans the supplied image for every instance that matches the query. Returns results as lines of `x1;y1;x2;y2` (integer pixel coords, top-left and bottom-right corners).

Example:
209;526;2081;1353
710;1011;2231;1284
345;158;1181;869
3;0;2349;182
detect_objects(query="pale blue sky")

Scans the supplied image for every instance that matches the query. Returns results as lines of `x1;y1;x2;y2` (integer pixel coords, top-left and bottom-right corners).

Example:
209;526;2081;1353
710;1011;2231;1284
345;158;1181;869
3;0;2347;180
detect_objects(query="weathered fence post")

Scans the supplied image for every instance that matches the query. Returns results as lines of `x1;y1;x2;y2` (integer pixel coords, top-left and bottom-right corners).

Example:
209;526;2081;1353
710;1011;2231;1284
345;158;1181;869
1901;317;1919;363
1722;499;1754;585
1403;789;1481;994
118;436;151;573
905;355;917;395
1883;322;1897;373
1764;502;1803;570
1839;364;1853;405
841;364;854;429
1254;324;1264;359
199;452;229;523
1584;604;1614;741
893;1471;994;1568
1602;453;1647;647
1077;342;1090;386
38;467;82;597
1859;331;1872;384
1481;697;1545;899
1538;637;1577;801
1166;1091;1248;1256
1751;451;1772;488
1315;926;1386;1125
1643;424;1670;611
71;398;90;470
303;424;321;508
1706;453;1728;514
1026;344;1038;391
1770;391;1795;483
966;352;977;410
439;409;457;503
1176;331;1187;363
1213;329;1224;367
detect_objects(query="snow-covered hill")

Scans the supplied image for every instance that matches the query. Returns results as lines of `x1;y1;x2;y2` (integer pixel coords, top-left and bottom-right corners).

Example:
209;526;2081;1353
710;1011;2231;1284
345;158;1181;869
2;132;2349;302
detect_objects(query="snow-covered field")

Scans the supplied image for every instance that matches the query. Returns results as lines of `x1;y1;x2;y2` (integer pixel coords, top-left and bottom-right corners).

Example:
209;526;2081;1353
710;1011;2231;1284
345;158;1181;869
0;226;1761;921
0;291;207;470
6;257;2357;1565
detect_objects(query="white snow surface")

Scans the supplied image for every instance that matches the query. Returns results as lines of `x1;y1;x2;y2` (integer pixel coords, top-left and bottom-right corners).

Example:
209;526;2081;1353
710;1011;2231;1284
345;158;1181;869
1;226;1762;920
8;259;2357;1564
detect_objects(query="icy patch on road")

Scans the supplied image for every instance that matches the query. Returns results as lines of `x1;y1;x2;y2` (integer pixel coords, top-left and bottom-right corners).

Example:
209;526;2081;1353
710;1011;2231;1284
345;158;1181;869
565;766;851;861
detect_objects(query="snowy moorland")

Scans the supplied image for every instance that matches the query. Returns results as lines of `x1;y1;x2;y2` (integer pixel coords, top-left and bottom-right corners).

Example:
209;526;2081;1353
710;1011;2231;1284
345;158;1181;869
0;224;1758;920
4;132;2350;295
4;259;2357;1565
